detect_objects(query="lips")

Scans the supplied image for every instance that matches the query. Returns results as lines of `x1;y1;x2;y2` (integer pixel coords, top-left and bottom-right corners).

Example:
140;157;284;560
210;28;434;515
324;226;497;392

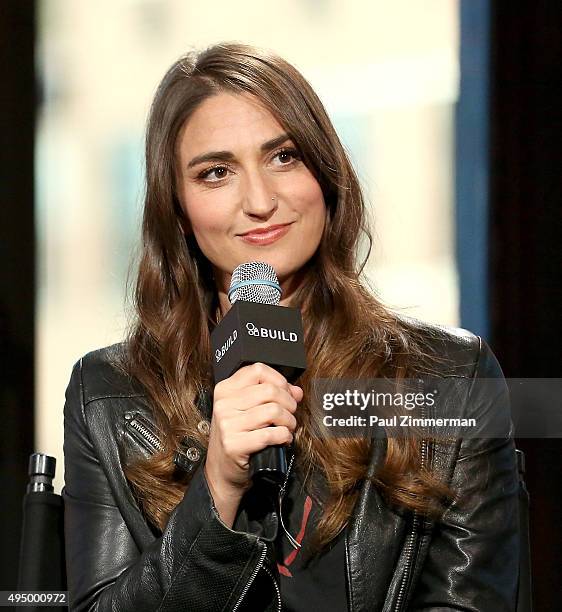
238;223;293;245
238;223;292;236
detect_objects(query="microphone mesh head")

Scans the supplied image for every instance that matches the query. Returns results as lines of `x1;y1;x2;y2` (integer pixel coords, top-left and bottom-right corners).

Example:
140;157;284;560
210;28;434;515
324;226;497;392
229;261;281;305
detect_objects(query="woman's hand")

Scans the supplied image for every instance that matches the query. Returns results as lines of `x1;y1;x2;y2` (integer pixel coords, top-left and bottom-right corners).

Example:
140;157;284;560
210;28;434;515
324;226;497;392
204;362;303;527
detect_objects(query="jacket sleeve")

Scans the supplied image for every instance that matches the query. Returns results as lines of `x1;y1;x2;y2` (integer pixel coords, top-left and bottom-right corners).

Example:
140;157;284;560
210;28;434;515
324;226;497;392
63;359;266;612
410;340;520;611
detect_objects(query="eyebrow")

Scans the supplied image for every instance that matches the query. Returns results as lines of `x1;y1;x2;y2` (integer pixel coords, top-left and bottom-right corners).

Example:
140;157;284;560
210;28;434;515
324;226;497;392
186;133;292;169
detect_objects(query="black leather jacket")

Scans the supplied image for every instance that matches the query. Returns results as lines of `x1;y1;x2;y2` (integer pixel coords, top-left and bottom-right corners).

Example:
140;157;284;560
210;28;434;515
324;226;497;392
63;322;520;611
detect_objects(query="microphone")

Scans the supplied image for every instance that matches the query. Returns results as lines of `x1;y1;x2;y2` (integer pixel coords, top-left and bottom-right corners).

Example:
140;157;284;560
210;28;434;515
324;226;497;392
210;261;307;486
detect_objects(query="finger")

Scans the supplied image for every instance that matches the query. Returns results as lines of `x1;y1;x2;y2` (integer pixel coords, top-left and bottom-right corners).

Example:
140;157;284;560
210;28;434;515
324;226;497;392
246;383;297;412
217;382;298;413
289;385;304;402
243;426;294;452
241;403;298;432
220;362;290;393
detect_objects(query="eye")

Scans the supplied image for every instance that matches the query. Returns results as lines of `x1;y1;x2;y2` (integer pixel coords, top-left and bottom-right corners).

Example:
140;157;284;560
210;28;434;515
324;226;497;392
198;165;231;182
272;147;302;166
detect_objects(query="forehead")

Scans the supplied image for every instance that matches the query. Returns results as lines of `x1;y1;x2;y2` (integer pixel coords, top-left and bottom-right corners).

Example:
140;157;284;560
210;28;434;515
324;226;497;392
178;92;285;153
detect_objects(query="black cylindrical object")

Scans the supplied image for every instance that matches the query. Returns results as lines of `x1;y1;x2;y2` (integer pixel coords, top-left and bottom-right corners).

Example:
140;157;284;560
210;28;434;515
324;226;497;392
18;453;66;600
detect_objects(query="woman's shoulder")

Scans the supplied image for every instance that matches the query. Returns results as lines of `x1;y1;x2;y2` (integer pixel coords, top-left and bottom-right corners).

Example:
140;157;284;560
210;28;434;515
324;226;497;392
399;318;512;454
69;342;146;407
396;315;504;380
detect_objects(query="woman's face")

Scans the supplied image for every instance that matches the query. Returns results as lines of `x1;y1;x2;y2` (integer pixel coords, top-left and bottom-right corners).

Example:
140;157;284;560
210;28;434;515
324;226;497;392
175;92;326;298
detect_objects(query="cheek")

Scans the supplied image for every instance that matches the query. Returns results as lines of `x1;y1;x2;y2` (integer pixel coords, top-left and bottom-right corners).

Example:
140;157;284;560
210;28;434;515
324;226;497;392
299;179;326;226
181;192;228;239
287;170;325;215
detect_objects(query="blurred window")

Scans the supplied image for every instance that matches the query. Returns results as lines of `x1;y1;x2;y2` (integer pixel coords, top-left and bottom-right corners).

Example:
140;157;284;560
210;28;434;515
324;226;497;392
37;0;459;491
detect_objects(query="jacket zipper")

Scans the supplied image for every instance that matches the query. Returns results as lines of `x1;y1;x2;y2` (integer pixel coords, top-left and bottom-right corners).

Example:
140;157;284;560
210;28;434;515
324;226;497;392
124;411;164;454
231;544;267;612
230;450;294;612
393;507;420;611
125;411;281;611
393;400;429;612
262;565;282;612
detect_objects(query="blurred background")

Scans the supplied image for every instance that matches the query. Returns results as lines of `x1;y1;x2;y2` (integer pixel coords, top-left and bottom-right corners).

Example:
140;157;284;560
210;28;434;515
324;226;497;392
1;0;560;608
35;0;461;493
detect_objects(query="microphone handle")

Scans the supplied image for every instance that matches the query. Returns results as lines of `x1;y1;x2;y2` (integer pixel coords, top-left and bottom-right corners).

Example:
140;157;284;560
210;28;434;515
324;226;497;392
249;444;287;487
248;362;301;487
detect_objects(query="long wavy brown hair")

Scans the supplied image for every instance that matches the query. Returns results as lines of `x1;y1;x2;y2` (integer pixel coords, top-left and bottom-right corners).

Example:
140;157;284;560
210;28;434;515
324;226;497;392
122;42;451;549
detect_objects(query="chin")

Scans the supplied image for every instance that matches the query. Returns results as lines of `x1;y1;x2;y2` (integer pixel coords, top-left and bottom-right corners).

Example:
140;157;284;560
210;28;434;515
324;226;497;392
228;249;312;282
261;257;297;279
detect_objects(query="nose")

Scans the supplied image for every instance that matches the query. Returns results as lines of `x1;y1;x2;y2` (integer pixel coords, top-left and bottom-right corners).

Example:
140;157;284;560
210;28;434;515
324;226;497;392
241;171;278;220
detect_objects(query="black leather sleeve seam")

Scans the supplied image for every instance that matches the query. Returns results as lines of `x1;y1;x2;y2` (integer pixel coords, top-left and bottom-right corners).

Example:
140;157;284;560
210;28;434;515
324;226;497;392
471;335;484;384
461;334;485;418
77;357;87;426
458;336;512;460
156;513;260;612
435;373;476;381
221;541;264;612
76;363;144;515
461;335;483;424
62;489;120;510
456;435;513;462
83;393;146;407
157;520;208;611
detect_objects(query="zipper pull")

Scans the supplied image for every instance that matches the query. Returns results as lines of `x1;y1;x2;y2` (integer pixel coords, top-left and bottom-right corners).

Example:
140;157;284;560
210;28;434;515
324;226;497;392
277;451;301;550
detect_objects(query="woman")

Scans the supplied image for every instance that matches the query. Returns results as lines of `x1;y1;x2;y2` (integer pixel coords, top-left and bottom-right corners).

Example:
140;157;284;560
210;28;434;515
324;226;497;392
63;43;519;611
